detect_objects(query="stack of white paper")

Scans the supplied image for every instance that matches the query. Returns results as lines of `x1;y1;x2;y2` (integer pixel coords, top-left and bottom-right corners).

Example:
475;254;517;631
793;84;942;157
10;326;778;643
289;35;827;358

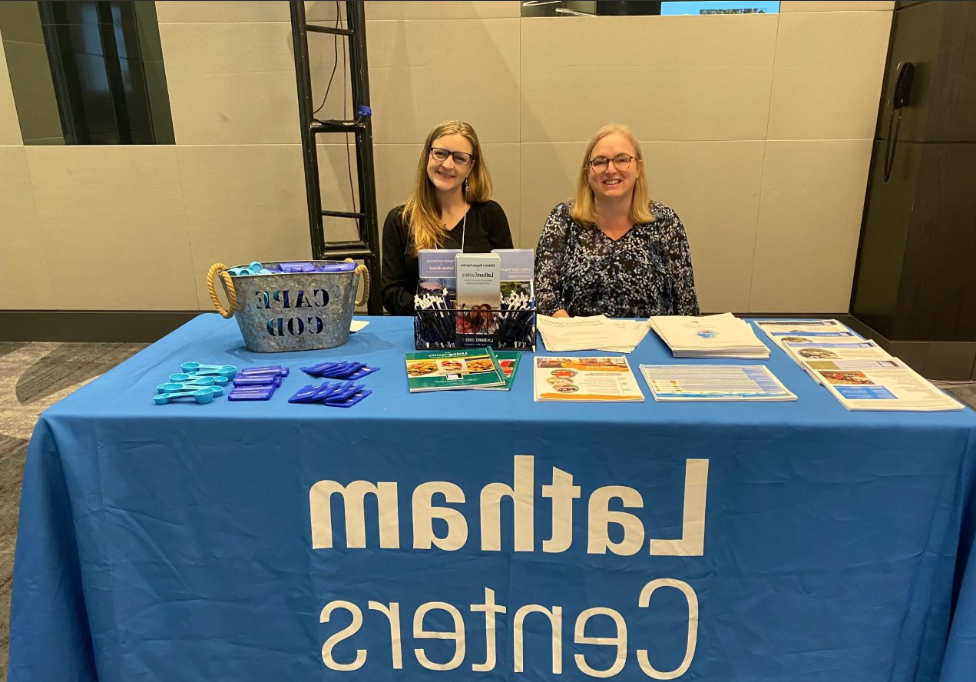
753;319;864;350
640;364;797;401
755;319;963;411
648;313;769;359
536;315;649;353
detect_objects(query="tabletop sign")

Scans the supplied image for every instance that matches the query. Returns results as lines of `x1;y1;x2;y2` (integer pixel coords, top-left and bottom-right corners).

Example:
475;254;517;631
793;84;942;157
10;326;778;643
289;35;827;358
253;287;332;337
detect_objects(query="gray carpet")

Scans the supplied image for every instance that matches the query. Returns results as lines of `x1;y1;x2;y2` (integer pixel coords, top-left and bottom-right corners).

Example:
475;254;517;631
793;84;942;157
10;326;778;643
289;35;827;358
0;341;973;679
0;341;147;681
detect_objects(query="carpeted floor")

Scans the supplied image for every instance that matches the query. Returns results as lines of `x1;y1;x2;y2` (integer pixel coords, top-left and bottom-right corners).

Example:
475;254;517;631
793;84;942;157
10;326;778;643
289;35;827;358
0;341;973;679
0;341;148;681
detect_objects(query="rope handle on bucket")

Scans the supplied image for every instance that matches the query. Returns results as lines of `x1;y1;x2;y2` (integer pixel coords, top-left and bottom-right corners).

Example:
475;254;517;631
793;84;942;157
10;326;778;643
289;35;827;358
345;259;370;308
207;263;237;319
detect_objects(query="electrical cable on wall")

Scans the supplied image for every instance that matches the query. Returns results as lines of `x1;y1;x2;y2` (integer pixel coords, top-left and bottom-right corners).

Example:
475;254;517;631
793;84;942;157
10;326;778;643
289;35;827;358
312;3;341;116
311;2;357;217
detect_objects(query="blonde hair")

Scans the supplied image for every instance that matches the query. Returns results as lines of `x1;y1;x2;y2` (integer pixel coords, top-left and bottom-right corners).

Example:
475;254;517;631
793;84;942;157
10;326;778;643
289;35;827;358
403;120;493;255
570;123;653;226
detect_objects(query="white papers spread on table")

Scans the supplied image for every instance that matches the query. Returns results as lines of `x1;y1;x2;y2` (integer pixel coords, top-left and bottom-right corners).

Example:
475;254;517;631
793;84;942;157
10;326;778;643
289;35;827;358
534;356;644;402
640;364;797;401
600;320;651;353
350;320;369;333
648;313;770;359
781;339;892;383
800;358;964;412
754;319;864;350
536;315;648;353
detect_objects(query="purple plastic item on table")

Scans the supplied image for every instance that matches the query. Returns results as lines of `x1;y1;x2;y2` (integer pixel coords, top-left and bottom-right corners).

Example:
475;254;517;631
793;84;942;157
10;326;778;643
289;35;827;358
346;366;379;380
288;385;327;404
233;375;282;387
240;366;289;377
227;387;276;401
311;383;343;401
324;389;372;408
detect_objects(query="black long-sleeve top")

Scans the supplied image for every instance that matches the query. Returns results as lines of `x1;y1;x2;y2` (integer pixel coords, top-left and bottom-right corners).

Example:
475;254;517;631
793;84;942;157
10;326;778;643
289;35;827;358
534;201;700;318
380;200;513;315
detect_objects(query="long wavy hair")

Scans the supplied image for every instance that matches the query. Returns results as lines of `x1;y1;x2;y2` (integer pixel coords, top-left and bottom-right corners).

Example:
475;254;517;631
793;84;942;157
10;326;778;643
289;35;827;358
570;123;653;226
402;120;493;255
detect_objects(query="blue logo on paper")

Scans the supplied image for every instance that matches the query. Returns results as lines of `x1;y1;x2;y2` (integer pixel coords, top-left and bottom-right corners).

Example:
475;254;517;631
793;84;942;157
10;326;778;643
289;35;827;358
697;330;717;339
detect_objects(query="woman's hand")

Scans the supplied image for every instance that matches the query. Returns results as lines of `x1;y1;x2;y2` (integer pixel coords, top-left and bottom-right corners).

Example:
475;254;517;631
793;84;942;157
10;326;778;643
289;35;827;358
552;309;570;318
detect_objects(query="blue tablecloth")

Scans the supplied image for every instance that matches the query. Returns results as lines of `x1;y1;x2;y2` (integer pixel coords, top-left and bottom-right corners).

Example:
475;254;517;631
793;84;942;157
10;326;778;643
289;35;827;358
9;314;976;682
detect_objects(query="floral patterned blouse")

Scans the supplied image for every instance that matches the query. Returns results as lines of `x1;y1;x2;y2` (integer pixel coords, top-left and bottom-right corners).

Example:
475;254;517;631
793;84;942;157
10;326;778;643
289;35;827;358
535;202;700;318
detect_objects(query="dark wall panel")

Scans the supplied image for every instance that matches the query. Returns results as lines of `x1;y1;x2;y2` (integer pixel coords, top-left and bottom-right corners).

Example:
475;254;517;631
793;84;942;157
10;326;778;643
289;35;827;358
893;144;976;340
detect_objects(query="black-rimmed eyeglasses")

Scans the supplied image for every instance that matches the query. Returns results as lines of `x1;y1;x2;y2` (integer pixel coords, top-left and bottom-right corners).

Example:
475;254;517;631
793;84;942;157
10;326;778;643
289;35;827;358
587;154;637;172
430;147;475;166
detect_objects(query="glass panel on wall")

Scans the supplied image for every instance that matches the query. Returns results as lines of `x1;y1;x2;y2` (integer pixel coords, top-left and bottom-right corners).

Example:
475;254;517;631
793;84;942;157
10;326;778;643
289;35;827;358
0;0;174;145
521;1;780;17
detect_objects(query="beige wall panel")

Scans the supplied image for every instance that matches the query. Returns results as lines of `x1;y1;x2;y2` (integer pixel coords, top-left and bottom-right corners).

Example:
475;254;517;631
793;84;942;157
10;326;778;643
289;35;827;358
305;2;345;23
518;142;587;252
768;11;891;140
0;146;56;309
160;20;352;145
372;144;422;228
751;140;872;312
781;1;894;12
25;146;197;310
177;144;313;309
0;38;21;145
373;142;521;248
315;141;365;244
366;19;520;144
520;141;762;312
155;1;291;23
644;141;765;313
364;1;520;20
521;15;777;143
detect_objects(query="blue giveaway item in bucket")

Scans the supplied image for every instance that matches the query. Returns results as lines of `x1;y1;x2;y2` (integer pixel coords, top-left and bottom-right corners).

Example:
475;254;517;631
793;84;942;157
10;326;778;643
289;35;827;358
207;260;369;353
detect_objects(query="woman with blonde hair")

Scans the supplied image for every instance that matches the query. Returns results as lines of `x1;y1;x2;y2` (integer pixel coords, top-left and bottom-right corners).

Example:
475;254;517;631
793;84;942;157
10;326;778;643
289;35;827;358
380;120;513;315
534;123;699;318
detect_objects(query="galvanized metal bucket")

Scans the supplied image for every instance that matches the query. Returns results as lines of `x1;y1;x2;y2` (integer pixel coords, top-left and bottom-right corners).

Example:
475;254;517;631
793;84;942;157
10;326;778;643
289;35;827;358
207;260;369;353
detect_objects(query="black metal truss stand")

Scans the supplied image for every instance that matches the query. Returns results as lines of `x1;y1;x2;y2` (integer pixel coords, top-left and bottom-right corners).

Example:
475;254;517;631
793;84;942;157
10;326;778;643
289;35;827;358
290;1;382;314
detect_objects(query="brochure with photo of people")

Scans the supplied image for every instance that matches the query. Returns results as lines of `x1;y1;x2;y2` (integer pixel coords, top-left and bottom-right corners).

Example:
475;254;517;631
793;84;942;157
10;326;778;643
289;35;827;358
533;356;644;402
455;253;501;347
405;348;505;392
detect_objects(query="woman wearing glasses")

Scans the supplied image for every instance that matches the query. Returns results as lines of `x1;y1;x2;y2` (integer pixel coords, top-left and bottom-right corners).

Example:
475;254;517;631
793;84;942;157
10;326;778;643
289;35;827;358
380;120;513;315
535;123;700;318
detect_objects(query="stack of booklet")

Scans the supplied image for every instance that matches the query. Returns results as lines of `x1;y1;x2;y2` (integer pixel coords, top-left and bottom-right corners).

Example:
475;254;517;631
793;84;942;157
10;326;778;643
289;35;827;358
754;319;964;412
404;348;521;392
649;313;769;359
536;315;649;353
